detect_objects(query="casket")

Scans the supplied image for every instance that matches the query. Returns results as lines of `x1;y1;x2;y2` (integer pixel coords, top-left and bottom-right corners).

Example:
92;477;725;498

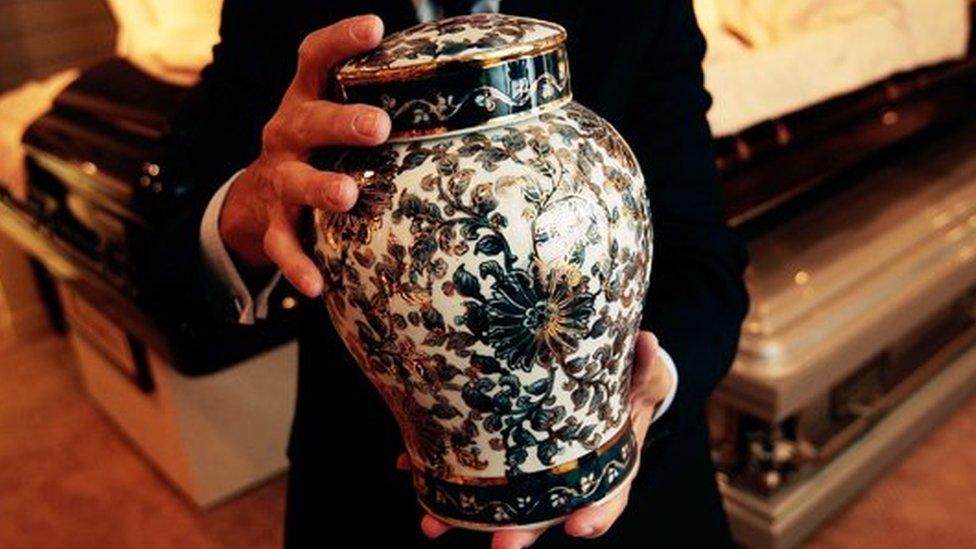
1;57;299;372
711;123;976;548
700;0;975;224
0;1;297;507
18;59;190;290
704;1;976;546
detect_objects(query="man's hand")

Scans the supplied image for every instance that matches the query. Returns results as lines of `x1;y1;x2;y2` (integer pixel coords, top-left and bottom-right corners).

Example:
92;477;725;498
218;15;391;296
398;331;673;548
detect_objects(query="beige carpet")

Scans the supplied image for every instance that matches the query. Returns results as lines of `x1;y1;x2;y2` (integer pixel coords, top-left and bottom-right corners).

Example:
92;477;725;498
1;331;974;548
0;333;285;549
803;381;976;548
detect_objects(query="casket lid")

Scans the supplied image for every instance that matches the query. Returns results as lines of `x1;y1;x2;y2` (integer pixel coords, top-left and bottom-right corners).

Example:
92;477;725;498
717;127;976;421
333;14;572;140
736;128;976;376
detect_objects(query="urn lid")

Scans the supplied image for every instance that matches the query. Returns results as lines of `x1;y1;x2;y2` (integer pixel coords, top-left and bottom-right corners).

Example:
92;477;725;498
333;14;572;141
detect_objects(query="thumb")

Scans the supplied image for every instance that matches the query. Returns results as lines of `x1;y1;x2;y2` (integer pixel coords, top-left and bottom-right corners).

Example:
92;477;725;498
630;331;659;392
629;331;664;448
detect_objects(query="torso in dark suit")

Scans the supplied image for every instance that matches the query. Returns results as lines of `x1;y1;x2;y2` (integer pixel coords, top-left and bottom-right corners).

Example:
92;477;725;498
168;1;749;547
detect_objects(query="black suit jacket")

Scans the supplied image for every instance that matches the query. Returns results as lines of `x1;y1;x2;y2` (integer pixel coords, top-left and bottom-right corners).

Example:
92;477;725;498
165;0;748;503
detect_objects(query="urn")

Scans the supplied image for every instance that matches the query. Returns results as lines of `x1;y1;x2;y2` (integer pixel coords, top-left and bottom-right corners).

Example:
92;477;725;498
313;14;652;530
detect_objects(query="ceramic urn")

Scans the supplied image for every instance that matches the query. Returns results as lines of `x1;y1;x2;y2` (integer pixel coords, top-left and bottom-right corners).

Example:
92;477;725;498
313;14;653;530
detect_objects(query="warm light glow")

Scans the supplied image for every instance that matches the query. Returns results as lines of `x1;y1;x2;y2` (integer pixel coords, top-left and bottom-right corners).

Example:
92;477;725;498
103;0;223;86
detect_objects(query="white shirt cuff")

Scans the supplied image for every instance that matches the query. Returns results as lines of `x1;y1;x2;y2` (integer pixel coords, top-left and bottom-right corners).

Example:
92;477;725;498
199;169;282;325
652;347;678;423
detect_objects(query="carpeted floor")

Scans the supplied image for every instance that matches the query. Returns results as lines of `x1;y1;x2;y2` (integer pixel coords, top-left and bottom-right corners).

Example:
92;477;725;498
0;333;285;549
804;381;976;549
1;331;974;548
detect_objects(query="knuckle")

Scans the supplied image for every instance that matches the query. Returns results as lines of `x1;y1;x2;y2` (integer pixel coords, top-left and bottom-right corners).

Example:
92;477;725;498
303;179;323;206
320;104;351;142
589;511;624;538
270;165;289;197
296;35;318;67
262;230;277;258
335;106;356;134
255;168;280;203
261;117;285;149
290;103;314;144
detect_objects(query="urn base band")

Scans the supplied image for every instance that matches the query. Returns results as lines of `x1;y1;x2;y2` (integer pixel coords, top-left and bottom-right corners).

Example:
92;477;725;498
413;424;638;530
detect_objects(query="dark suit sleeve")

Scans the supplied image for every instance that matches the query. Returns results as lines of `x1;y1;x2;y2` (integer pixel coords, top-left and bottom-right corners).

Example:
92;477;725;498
170;2;299;196
138;1;302;374
594;0;750;436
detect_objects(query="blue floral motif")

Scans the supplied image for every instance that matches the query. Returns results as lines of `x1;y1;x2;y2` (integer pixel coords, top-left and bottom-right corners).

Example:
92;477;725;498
460;264;595;373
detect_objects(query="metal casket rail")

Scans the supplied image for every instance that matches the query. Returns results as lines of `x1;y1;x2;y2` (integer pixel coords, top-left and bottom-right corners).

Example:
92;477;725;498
711;124;976;548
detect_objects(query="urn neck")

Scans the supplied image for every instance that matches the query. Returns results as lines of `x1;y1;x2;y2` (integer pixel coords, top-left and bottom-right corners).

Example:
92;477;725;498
335;45;572;142
331;15;572;142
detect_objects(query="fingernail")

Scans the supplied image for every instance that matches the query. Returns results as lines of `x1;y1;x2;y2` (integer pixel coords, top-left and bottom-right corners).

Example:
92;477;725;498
570;524;597;538
299;272;322;296
351;16;380;42
353;111;381;137
328;177;358;210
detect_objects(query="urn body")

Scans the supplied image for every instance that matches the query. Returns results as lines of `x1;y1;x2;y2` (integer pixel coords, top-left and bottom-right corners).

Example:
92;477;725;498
313;14;652;530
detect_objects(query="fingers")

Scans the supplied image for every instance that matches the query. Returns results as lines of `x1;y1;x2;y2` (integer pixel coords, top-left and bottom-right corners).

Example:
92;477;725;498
632;331;659;386
563;334;655;543
263;213;323;297
274;160;358;211
421;515;453;539
491;528;546;549
420;514;546;547
262;160;355;297
629;331;669;447
630;332;661;405
266;101;390;151
236;14;389;294
292;15;385;97
564;489;630;540
294;101;391;148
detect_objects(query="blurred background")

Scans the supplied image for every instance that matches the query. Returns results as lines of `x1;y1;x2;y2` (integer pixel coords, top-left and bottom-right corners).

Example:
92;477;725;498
0;1;974;547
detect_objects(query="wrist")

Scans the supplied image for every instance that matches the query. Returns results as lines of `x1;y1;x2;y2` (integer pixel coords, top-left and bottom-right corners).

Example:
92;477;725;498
219;165;274;269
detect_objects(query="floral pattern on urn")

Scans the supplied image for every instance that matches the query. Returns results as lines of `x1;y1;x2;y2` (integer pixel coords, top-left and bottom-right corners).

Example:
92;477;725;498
313;14;652;530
